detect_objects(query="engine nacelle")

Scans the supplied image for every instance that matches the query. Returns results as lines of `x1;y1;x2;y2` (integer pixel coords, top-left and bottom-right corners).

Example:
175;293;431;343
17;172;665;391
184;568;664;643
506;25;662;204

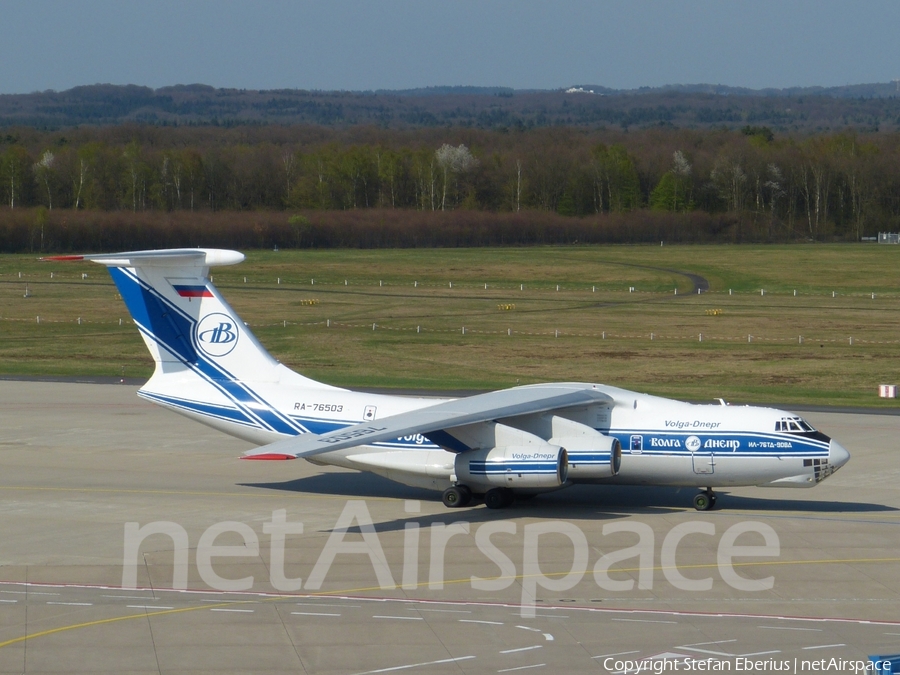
455;445;568;490
562;435;622;479
504;413;622;480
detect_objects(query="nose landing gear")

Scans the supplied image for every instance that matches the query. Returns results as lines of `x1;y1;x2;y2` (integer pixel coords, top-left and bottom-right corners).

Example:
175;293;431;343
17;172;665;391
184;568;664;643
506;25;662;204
692;488;718;511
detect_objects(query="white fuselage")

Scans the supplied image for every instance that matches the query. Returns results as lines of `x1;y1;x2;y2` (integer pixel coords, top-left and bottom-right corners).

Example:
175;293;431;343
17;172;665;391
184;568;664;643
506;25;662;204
139;376;848;494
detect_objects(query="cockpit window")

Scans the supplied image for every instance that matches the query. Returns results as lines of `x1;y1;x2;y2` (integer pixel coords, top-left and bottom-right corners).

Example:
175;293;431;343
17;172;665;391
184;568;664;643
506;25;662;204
776;416;816;433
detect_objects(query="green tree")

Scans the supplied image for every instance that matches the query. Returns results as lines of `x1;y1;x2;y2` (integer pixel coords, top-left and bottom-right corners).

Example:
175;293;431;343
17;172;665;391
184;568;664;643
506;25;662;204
592;144;640;212
71;143;98;209
651;151;693;212
123;140;146;211
556;191;576;216
1;145;33;208
181;149;204;211
83;143;125;210
32;205;48;252
376;147;401;207
33;150;57;209
435;144;478;210
288;214;312;247
710;157;748;212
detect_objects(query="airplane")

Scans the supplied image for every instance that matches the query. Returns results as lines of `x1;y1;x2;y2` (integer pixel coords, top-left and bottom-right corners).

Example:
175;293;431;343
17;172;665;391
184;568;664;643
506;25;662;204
45;248;850;511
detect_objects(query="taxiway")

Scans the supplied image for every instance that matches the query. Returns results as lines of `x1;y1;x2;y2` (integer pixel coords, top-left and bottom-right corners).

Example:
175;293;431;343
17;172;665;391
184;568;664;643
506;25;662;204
1;381;898;673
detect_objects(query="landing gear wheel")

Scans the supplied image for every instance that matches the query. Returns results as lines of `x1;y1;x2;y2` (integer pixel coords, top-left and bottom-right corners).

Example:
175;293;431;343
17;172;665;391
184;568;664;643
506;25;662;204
442;485;471;508
457;485;472;507
484;487;514;509
692;489;717;511
692;492;712;511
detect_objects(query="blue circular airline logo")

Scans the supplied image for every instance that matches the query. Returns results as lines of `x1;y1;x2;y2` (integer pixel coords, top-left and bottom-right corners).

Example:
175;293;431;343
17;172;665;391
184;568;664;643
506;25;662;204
195;313;239;357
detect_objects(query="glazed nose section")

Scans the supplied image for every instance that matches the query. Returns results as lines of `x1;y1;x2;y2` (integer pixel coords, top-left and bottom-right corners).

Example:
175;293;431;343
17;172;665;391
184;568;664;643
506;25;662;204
829;439;850;470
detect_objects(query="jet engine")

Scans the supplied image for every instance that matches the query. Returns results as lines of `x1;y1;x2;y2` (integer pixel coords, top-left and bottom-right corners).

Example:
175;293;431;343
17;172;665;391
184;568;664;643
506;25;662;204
506;413;621;479
563;435;621;478
454;444;568;489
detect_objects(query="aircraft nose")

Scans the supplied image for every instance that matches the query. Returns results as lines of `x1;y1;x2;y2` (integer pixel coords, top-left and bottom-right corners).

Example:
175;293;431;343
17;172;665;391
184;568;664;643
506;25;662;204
829;439;850;469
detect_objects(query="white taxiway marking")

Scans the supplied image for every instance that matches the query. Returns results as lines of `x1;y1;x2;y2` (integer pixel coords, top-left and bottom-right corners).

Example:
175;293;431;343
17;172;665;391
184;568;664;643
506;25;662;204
372;615;423;621
740;651;782;657
291;611;341;617
758;626;822;632
497;665;546;672
680;647;734;657
0;599;17;603
515;626;543;632
514;613;567;619
500;646;542;654
210;608;254;613
47;602;92;606
460;620;504;625
683;640;737;647
296;602;360;608
2;591;58;595
102;595;158;600
802;644;846;650
127;605;174;610
612;618;677;624
407;607;471;613
592;650;640;659
543;633;554;641
352;655;476;674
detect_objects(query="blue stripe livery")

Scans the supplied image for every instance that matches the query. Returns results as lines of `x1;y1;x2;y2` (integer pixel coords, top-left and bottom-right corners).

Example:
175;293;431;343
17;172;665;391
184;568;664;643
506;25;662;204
110;268;303;436
469;461;558;476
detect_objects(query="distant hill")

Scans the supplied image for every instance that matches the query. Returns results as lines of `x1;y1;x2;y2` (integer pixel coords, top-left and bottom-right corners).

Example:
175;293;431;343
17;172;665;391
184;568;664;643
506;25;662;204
575;82;900;99
2;82;900;130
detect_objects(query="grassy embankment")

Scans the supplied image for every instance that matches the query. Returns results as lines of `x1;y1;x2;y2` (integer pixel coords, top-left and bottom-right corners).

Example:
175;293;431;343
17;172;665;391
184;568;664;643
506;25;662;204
1;244;899;407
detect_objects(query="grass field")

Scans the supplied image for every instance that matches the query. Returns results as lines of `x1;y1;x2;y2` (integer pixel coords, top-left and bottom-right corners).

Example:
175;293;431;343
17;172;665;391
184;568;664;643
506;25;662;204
2;244;900;407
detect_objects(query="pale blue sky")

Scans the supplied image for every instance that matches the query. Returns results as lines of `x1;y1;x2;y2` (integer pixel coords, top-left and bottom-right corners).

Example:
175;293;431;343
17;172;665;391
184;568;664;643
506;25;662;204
1;1;898;94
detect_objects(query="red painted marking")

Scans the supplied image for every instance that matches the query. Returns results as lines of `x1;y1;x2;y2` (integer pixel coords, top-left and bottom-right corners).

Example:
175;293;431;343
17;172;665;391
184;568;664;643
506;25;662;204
241;453;296;461
40;255;85;262
176;289;214;298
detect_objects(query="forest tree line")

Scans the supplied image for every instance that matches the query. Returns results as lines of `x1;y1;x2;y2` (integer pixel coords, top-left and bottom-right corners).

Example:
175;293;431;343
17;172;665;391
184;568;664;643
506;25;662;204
3;124;900;247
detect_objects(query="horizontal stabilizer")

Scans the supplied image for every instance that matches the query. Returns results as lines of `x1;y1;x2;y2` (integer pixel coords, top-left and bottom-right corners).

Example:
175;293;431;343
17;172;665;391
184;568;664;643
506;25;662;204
243;383;612;460
42;248;245;268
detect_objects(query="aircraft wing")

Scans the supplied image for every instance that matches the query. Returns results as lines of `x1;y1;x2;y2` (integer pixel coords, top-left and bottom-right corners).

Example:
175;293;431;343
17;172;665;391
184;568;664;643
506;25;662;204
244;384;612;460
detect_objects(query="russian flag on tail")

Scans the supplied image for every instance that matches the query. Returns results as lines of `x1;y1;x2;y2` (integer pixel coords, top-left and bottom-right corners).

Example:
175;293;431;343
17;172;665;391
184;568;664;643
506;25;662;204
173;284;213;298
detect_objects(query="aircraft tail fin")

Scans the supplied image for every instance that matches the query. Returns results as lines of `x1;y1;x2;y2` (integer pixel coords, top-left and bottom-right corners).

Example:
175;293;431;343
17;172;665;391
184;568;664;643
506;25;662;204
45;249;334;438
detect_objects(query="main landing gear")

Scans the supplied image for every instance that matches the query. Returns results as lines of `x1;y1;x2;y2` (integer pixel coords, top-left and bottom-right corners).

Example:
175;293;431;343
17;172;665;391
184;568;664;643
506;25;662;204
441;485;516;509
442;485;472;508
692;488;718;511
483;487;515;509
